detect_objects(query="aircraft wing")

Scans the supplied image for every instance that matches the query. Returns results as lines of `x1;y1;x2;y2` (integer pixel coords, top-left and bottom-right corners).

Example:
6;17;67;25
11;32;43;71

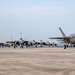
6;41;16;43
49;37;71;39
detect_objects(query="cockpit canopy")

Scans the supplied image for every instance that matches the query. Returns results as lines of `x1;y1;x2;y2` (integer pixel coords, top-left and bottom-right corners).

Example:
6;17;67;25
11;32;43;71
69;33;75;37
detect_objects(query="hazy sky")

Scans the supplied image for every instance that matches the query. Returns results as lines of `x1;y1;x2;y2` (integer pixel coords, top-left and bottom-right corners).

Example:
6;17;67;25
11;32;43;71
0;0;75;42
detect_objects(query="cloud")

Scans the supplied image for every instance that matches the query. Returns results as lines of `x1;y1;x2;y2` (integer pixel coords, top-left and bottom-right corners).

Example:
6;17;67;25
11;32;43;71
0;5;74;17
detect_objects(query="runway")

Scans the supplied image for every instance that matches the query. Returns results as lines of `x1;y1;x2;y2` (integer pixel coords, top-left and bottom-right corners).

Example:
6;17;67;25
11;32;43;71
0;47;75;75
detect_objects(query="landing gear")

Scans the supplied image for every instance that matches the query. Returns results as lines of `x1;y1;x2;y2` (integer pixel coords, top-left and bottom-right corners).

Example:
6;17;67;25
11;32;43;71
20;45;23;48
22;46;23;48
35;45;37;47
64;45;66;49
73;44;75;47
14;45;16;49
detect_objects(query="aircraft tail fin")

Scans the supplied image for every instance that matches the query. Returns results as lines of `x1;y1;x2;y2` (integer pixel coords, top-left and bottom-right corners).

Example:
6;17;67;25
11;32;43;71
59;27;66;37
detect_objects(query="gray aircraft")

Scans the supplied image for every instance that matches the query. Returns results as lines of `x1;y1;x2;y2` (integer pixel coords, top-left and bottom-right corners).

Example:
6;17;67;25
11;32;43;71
49;27;75;48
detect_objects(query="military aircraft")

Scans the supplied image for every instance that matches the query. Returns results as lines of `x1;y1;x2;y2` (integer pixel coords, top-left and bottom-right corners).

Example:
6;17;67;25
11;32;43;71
49;27;75;48
6;38;26;48
39;40;55;47
6;38;40;48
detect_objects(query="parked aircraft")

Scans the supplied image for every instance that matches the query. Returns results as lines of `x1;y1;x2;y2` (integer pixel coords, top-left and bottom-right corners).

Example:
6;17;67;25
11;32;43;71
6;38;25;48
6;38;40;48
39;40;56;47
49;27;75;48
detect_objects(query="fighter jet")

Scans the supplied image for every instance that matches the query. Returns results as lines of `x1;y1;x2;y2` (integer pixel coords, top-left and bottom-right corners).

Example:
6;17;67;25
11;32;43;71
6;38;26;48
49;27;75;48
39;40;53;47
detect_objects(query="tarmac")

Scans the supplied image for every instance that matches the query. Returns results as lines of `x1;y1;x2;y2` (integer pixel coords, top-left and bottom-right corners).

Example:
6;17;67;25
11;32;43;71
0;47;75;75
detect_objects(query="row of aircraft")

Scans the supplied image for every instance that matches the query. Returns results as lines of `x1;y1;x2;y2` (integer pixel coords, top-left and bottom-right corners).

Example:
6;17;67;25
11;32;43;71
0;39;57;48
0;27;75;49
